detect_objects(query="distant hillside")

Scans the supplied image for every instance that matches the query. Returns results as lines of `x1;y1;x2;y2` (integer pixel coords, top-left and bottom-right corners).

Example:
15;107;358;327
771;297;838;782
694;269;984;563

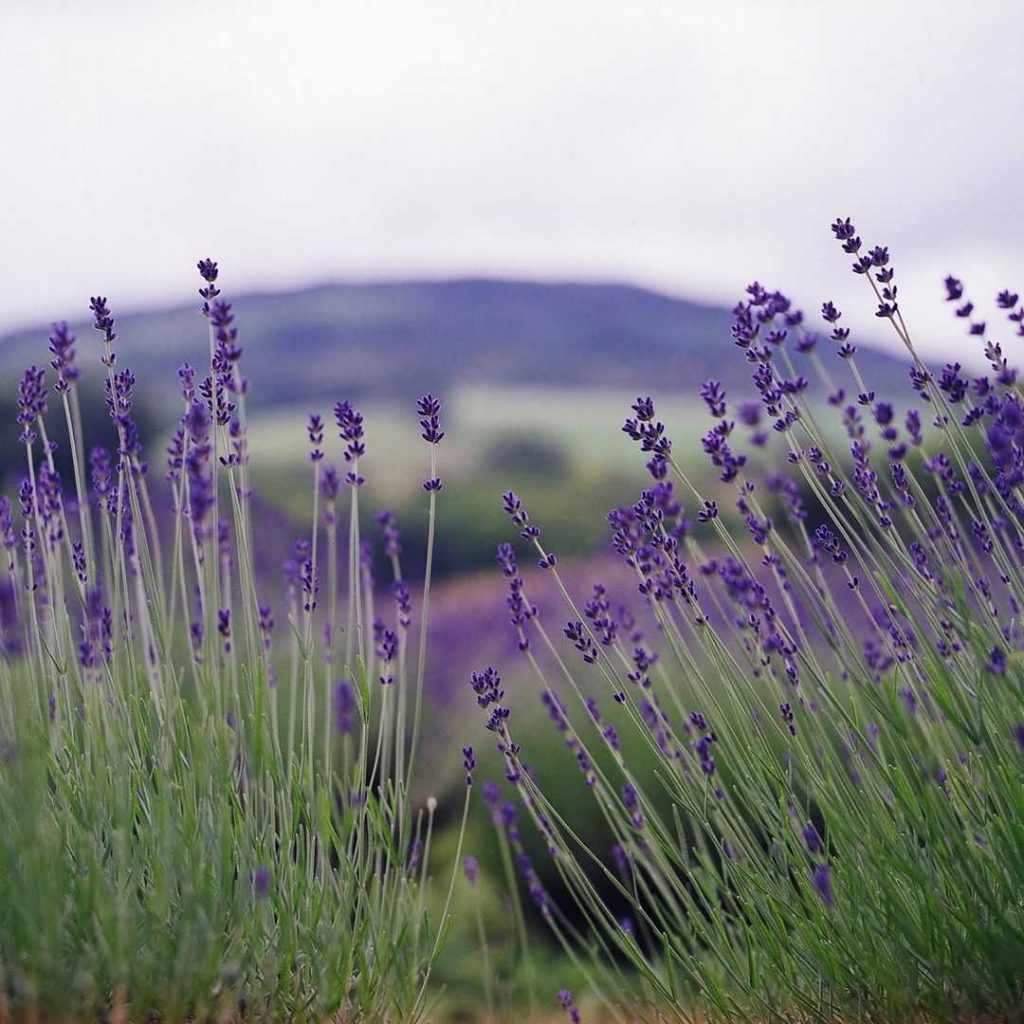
0;278;910;408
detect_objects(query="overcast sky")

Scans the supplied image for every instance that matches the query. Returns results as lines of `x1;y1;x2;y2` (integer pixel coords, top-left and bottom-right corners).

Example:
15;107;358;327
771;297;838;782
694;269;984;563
3;0;1022;359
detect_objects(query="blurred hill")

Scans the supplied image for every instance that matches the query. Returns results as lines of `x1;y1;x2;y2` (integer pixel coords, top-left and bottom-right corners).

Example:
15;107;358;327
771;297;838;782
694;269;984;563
0;279;910;408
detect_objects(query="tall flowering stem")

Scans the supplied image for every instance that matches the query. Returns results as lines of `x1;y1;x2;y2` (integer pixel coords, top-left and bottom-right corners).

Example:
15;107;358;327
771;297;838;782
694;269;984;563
406;394;444;791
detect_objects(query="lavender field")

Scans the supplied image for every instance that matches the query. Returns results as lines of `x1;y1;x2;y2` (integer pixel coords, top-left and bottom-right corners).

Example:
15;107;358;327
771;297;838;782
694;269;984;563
1;217;1023;1022
5;0;1024;1018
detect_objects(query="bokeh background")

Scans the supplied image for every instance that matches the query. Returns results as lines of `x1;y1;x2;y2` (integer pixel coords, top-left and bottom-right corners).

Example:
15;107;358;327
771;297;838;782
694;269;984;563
4;1;1022;1013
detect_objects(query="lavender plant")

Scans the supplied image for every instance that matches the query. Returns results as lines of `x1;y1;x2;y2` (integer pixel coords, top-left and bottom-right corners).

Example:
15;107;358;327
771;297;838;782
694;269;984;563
0;263;466;1021
473;221;1024;1022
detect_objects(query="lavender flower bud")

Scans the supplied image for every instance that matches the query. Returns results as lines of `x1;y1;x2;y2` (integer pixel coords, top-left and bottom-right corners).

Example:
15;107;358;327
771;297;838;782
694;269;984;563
333;680;356;734
334;401;366;486
416;393;444;443
258;604;274;651
307;413;325;462
802;822;823;854
320;466;340;503
557;989;581;1024
16;366;47;444
376;508;402;557
812;862;834;907
48;323;79;392
89;296;116;347
251;866;271;901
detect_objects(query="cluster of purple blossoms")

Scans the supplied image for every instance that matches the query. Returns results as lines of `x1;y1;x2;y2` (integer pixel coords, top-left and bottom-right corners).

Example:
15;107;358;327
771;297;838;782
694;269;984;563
502;491;540;540
564;620;599;664
583;583;618;647
373;618;398;684
376;508;402;558
700;379;727;418
471;666;510;735
606;484;697;608
332;680;356;734
258;604;274;653
78;587;113;671
702;416;746;484
89;295;116;358
622;395;672;479
831;216;898;321
502;491;557;568
218;608;232;653
307;414;325;462
393;580;412;631
689;711;717;777
541;690;598;788
184;402;214;543
334;401;366;486
251;866;271;901
514;846;549;915
197;258;220;301
320;466;340;514
106;368;145;468
48;322;79;393
199;267;248;430
471;667;522;781
417;394;445;492
557;989;581;1023
496;542;535;649
621;783;644;830
812;861;834;908
16;367;47;445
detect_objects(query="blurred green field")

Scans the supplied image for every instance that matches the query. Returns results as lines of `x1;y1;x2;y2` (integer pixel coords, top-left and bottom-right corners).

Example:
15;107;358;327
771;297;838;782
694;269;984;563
230;384;719;579
243;383;710;483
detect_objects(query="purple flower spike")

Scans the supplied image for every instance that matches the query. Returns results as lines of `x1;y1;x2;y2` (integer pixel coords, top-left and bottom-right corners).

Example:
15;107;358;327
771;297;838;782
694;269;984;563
463;854;479;885
307;413;325;462
251;866;271;900
802;822;823;854
623;396;672;479
89;296;116;347
503;490;540;540
407;837;424;875
376;508;402;556
780;702;796;735
334;401;366;486
986;646;1007;676
218;608;232;652
471;667;511;735
416;393;444;444
16;366;47;444
333;680;356;734
812;862;834;907
462;745;476;786
557;989;581;1024
700;379;727;418
258;604;274;652
320;466;340;502
197;258;219;284
48;323;79;392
